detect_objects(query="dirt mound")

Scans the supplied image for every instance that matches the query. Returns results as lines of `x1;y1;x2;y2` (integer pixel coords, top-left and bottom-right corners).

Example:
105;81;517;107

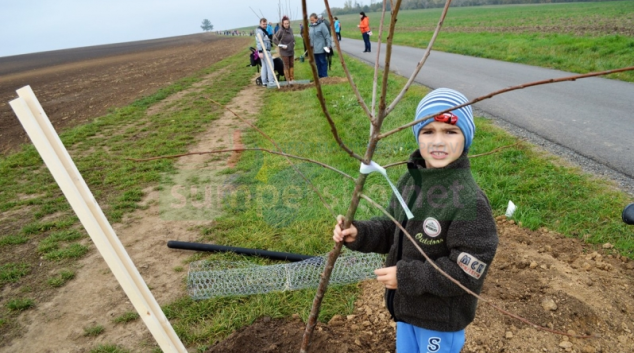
207;316;394;353
208;218;634;353
276;76;349;92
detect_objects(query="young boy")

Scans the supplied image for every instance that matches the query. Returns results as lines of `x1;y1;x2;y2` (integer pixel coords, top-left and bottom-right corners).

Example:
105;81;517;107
333;88;498;353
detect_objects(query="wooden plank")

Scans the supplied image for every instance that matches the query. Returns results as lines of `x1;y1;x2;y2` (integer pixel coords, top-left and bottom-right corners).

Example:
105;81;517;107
9;86;187;353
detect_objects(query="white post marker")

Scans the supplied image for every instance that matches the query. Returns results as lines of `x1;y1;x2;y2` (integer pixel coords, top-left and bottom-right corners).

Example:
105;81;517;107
256;32;281;89
9;86;187;353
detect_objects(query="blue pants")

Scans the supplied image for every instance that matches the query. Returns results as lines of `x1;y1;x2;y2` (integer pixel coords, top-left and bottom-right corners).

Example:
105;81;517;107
396;322;465;353
362;32;371;52
314;53;328;78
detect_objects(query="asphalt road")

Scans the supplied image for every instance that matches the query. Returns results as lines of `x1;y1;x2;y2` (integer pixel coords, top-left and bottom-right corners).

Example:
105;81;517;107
338;38;634;180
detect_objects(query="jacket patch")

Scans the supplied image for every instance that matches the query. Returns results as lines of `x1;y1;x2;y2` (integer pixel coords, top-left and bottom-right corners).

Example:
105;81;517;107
423;217;441;237
415;233;444;245
457;252;487;279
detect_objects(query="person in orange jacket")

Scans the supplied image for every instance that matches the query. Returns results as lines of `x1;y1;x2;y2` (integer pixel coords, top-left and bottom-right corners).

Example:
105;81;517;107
358;11;371;53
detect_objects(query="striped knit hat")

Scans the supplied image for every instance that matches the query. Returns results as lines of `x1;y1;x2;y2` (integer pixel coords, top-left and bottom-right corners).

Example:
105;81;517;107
412;88;475;151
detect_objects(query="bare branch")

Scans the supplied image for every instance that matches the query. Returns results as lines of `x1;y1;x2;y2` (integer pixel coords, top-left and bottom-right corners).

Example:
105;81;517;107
379;65;634;140
377;0;403;123
359;193;594;339
249;7;262;20
380;160;407;169
302;0;364;162
382;142;521;169
205;96;353;217
468;142;521;158
386;0;452;115
371;0;389;119
324;0;373;121
128;147;354;181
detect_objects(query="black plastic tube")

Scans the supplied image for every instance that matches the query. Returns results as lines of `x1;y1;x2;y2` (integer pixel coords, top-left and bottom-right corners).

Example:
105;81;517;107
167;241;314;262
623;203;634;225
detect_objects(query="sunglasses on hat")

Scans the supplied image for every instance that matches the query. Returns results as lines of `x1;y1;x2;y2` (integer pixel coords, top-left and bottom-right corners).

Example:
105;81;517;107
433;112;458;125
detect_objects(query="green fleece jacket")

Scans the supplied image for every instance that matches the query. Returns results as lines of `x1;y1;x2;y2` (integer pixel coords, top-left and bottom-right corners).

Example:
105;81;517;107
346;150;498;332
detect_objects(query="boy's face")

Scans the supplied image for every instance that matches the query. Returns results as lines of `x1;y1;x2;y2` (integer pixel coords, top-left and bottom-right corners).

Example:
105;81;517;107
260;20;267;29
418;121;464;169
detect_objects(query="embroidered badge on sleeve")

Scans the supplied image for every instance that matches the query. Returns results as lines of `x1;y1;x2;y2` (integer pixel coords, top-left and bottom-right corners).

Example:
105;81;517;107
457;252;487;279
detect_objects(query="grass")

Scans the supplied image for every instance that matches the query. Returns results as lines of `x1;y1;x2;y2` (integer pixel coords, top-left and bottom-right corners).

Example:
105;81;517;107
6;298;34;311
0;234;28;246
83;324;105;337
0;263;30;285
113;311;139;324
89;345;130;353
334;1;634;82
47;269;75;287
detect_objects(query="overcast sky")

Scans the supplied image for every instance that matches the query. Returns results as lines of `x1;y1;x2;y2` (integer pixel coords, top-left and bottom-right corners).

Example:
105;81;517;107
0;0;352;58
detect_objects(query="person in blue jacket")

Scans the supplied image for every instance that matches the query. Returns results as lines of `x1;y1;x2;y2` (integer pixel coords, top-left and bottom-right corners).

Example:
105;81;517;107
334;17;341;42
308;13;333;78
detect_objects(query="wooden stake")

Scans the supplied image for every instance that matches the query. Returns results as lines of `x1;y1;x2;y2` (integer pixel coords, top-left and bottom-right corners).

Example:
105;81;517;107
9;86;187;353
256;32;281;89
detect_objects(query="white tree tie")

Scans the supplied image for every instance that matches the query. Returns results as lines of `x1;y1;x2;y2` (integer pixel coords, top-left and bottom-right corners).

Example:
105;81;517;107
360;161;414;220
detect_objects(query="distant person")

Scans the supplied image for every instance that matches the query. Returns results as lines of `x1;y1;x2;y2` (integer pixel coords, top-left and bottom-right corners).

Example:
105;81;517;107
274;22;280;34
334;17;341;42
299;23;307;53
319;14;331;35
308;13;333;78
358;11;371;53
266;22;273;40
256;18;275;87
273;16;296;83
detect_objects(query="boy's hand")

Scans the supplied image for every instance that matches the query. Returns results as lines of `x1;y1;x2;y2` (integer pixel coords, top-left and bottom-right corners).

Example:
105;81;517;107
374;267;398;289
332;215;357;243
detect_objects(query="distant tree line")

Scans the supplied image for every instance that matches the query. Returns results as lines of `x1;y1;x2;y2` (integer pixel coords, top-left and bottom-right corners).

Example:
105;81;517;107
328;0;622;15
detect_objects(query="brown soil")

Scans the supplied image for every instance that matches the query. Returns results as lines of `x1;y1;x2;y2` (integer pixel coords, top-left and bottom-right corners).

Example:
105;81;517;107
0;33;251;155
276;76;349;92
2;33;634;353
